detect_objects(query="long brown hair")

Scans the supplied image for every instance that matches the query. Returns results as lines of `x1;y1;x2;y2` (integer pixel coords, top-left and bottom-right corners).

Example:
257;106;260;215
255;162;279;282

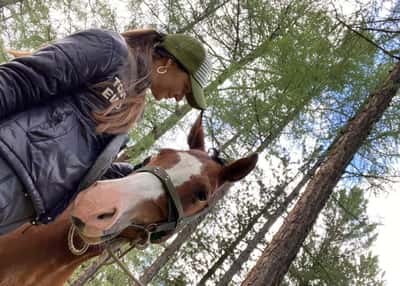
92;29;164;134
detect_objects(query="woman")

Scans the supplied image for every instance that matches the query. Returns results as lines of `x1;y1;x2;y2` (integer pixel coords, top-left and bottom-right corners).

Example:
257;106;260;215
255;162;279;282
0;28;211;234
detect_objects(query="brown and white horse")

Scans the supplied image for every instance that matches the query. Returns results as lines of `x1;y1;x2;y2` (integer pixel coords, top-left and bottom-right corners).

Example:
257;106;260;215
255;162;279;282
0;115;257;286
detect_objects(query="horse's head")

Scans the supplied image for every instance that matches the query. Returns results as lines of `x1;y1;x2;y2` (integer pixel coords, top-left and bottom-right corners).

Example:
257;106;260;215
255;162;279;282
70;115;258;245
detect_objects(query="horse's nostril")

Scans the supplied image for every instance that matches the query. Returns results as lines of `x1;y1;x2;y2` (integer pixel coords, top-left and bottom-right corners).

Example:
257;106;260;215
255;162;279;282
97;208;117;221
71;216;85;229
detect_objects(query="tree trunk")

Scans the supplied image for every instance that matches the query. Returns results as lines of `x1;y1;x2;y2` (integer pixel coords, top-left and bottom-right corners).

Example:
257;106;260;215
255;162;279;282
197;150;324;286
214;153;325;286
140;83;323;284
197;183;284;286
241;62;400;286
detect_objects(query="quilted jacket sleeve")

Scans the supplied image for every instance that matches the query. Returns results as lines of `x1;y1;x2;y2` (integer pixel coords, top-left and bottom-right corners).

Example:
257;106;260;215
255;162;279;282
0;28;128;120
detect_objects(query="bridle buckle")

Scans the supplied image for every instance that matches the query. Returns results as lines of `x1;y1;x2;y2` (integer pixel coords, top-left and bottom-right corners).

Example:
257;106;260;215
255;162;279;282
145;223;158;233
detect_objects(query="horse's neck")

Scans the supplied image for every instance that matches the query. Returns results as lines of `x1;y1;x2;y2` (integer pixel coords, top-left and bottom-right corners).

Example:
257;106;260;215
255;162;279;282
0;213;102;286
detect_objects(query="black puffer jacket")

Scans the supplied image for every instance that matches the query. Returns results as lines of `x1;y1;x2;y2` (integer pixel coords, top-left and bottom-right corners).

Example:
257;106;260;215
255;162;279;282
0;29;135;224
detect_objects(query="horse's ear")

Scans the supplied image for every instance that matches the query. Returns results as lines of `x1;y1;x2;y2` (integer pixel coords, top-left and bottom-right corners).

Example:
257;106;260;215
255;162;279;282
220;153;258;182
187;113;205;151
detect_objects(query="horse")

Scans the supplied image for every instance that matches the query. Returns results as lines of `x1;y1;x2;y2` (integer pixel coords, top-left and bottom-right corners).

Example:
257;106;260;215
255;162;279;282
0;115;258;286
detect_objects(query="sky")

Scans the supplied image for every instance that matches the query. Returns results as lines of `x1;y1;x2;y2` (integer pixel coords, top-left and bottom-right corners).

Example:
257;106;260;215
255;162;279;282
369;189;400;285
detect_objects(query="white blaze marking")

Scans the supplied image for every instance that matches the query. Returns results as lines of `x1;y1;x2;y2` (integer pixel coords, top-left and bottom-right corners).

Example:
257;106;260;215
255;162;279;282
120;152;202;213
88;173;166;217
167;152;203;187
80;152;204;227
119;172;165;205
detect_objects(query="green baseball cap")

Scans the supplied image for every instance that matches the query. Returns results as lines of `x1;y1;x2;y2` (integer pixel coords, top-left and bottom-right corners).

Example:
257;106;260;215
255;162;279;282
160;34;212;110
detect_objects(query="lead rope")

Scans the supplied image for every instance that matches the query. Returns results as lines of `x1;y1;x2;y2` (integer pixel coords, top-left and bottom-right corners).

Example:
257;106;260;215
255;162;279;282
68;224;150;285
106;246;145;286
68;225;89;255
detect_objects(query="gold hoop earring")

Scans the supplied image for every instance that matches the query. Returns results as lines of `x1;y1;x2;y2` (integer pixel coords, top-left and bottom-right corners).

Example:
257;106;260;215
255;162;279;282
157;66;168;74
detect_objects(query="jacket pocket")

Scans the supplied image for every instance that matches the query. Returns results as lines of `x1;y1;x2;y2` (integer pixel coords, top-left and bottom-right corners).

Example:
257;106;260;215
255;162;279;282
27;109;76;143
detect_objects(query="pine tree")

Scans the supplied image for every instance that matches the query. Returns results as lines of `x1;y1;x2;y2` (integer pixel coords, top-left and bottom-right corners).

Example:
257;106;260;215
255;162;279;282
242;61;400;286
284;188;384;286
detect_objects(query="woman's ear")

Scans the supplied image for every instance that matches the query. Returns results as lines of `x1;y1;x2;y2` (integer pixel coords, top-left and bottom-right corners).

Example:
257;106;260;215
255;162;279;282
220;153;258;182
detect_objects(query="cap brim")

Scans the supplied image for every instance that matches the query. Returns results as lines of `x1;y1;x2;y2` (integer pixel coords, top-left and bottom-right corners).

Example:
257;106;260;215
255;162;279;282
186;75;206;110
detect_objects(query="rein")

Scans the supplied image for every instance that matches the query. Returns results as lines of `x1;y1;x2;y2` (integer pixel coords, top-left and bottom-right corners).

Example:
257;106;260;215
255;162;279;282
68;226;145;286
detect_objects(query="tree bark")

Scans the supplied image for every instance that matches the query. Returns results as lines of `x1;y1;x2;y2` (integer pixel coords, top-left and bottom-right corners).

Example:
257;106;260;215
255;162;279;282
214;153;325;286
197;151;324;286
140;80;323;284
241;62;400;286
197;183;284;286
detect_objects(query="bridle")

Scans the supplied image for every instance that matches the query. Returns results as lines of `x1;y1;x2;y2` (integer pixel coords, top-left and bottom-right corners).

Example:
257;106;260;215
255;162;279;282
125;165;211;243
68;163;215;285
67;164;211;286
125;148;227;243
69;154;219;251
68;151;226;285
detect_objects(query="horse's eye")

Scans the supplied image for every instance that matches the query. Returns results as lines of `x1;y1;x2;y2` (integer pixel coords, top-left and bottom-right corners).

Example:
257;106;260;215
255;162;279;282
194;186;209;201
